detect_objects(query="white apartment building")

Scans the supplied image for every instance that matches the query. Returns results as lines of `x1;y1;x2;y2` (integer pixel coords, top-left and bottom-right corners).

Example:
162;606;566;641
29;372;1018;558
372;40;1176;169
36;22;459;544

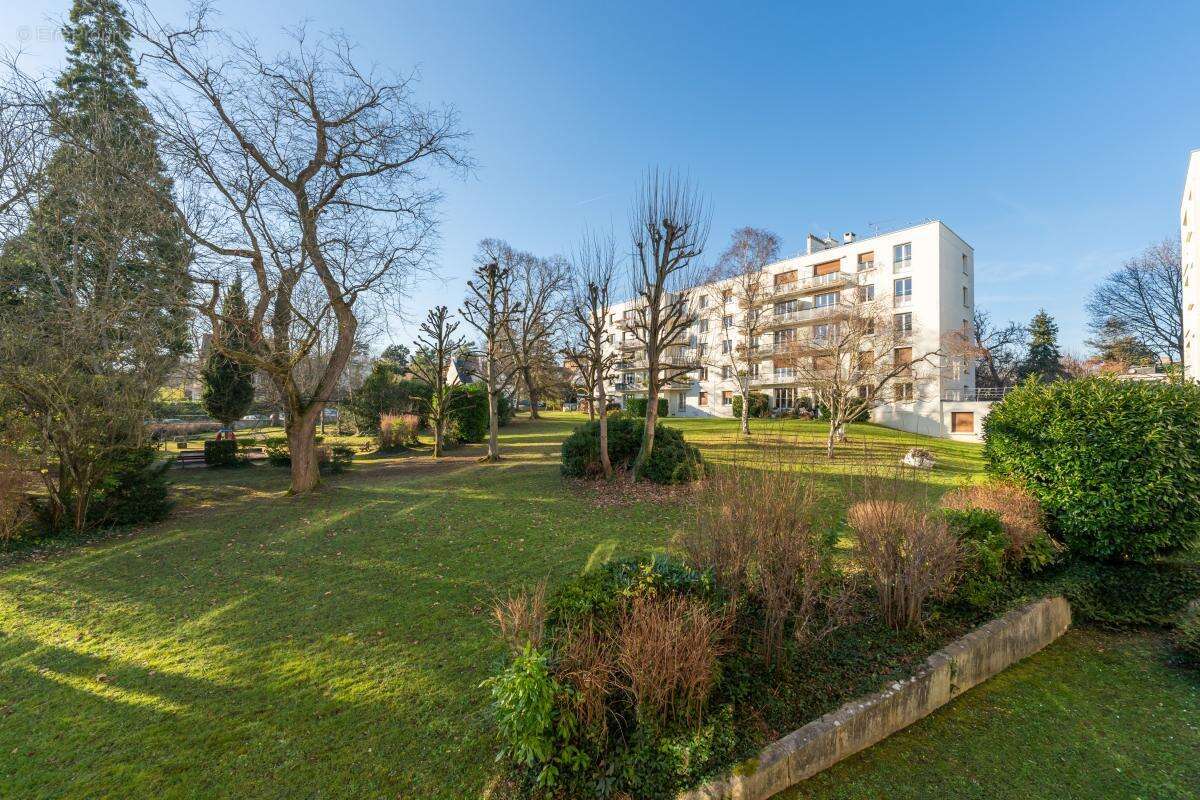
1182;149;1200;381
601;220;984;439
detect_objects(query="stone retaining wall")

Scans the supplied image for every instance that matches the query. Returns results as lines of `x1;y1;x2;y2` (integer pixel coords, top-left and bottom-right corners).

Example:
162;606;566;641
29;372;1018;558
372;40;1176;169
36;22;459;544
679;596;1072;800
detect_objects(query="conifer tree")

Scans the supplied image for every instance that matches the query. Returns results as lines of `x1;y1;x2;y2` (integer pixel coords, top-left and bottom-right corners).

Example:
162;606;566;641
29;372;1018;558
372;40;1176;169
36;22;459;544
1019;309;1065;382
201;278;255;426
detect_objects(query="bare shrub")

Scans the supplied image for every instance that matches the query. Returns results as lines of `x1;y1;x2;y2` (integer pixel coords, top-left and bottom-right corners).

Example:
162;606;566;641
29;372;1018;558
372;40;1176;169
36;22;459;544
682;463;840;663
615;594;731;724
492;580;547;656
555;620;618;738
940;481;1046;563
378;413;420;451
848;499;960;631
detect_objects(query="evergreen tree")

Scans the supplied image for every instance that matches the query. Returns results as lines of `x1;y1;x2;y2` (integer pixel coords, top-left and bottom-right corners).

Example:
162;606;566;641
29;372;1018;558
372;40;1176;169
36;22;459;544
1019;309;1065;382
201;279;255;425
1086;317;1156;367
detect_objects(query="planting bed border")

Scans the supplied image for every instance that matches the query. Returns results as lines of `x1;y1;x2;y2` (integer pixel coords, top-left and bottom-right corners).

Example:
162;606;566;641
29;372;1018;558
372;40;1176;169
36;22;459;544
679;596;1072;800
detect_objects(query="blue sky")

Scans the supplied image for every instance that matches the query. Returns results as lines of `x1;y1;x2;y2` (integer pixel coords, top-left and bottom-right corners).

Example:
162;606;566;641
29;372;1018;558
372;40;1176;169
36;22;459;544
7;0;1199;353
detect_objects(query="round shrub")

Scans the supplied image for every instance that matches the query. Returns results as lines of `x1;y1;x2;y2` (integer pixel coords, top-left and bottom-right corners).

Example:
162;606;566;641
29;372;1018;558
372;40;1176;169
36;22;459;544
560;417;703;484
730;392;770;419
448;384;489;444
983;377;1200;562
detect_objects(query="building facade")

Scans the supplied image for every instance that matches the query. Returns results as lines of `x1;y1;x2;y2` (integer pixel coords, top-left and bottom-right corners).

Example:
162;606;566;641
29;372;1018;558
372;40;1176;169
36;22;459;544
1183;149;1200;381
601;220;984;439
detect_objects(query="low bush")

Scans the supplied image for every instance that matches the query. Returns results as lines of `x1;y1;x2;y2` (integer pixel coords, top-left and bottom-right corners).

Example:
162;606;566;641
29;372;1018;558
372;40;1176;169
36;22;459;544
942;508;1008;609
326;445;354;474
493;580;547;656
560;416;703;484
730;392;770;419
264;437;290;467
1042;559;1200;628
88;446;172;528
0;463;32;542
203;440;241;468
1173;602;1200;665
498;395;514;427
848;499;960;630
378;413;420;451
940;480;1056;571
983;377;1200;562
625;397;669;418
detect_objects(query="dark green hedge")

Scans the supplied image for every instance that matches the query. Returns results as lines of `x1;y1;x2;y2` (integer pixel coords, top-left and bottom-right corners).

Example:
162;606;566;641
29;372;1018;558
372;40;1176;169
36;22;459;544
983;377;1200;562
730;392;770;419
449;384;489;443
203;440;241;468
625;397;669;418
1038;559;1200;628
561;416;703;484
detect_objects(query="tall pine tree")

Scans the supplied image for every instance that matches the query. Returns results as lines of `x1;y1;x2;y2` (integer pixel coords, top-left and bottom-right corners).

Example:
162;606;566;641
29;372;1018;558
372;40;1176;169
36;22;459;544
202;278;255;426
1019;309;1065;382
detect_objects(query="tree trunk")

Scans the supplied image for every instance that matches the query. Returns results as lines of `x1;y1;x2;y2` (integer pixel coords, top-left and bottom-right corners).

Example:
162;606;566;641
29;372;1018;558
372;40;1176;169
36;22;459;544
634;381;658;479
525;368;540;419
739;387;751;436
597;382;612;479
432;417;443;458
825;422;837;459
287;407;321;492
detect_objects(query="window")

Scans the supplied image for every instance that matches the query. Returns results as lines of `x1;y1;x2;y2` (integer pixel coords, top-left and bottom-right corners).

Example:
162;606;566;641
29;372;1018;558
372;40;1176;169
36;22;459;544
774;365;795;379
893;242;912;270
894;382;914;401
813;323;830;340
699;319;709;334
894;312;912;333
866;318;876;335
774;270;797;286
962;286;969;307
607;333;614;344
951;411;975;433
721;390;733;406
857;351;874;371
857;252;875;271
698;343;708;356
722;315;733;329
775;299;798;315
721;339;732;354
894;277;912;297
699;391;709;406
894;346;913;375
814;259;840;277
698;295;708;309
722;289;732;302
858;283;875;301
962;253;969;274
699;367;709;381
773;387;795;410
814;291;838;308
774;328;796;345
750;362;761;377
721;365;731;379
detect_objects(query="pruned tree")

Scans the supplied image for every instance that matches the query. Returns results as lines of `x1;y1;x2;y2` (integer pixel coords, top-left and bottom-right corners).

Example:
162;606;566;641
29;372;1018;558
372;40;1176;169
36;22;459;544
564;231;621;478
626;169;707;477
970;309;1026;389
461;240;522;462
1086;238;1182;364
708;227;779;435
408;305;464;457
131;4;469;492
506;253;569;419
780;293;951;457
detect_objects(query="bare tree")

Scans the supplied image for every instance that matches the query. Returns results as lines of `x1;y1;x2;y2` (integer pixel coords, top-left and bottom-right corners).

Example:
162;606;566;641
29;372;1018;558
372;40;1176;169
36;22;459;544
461;240;522;462
1086;238;1183;364
506;253;569;419
132;6;469;492
626;169;708;477
565;231;621;478
971;309;1026;389
708;227;779;435
781;293;952;457
0;68;47;232
408;305;464;457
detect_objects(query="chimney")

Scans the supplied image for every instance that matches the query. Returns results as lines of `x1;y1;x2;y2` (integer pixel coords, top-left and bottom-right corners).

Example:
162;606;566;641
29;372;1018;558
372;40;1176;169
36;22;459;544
806;233;826;255
843;232;856;244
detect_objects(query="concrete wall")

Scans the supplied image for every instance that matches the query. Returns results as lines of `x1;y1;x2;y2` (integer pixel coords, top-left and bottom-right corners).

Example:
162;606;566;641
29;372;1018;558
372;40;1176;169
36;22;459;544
678;597;1071;800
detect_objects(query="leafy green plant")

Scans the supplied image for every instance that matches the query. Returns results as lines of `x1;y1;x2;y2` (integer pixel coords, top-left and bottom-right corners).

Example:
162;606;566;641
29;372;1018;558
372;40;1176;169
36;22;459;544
448;384;489;443
1173;602;1200;665
87;446;173;528
1043;559;1200;628
264;437;290;467
983;377;1200;562
625;397;669;418
202;439;241;468
730;392;770;419
560;417;703;484
326;445;354;474
942;508;1008;609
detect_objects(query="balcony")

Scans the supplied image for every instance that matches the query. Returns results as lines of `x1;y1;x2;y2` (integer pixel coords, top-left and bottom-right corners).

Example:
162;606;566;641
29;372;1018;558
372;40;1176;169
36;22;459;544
617;315;638;330
941;387;1013;402
767;271;855;300
893;259;912;274
893;294;912;308
762;302;841;328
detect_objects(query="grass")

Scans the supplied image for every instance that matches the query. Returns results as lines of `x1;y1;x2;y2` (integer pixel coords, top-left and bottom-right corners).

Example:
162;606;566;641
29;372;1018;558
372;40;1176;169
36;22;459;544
0;412;1195;799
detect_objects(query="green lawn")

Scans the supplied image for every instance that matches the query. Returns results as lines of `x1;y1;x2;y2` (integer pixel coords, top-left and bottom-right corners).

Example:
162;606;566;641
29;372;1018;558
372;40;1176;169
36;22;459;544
0;413;1195;799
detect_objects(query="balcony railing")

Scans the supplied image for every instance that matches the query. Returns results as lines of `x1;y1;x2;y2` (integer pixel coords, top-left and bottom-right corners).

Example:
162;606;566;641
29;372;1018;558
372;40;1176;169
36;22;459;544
763;302;841;327
893;294;912;308
941;387;1013;402
767;271;855;299
893;259;912;273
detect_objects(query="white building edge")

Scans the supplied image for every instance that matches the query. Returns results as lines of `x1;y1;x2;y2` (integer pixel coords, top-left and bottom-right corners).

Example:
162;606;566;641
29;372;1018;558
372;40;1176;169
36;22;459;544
1183;149;1200;382
600;220;994;441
